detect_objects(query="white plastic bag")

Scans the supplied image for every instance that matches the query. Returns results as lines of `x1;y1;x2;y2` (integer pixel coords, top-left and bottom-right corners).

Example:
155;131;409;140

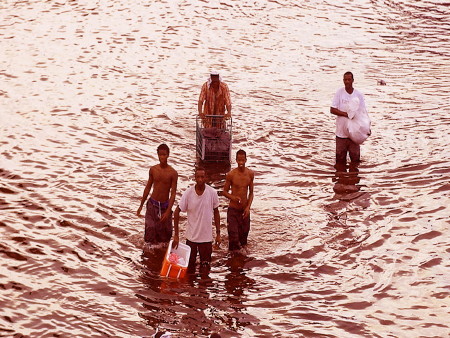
346;96;371;144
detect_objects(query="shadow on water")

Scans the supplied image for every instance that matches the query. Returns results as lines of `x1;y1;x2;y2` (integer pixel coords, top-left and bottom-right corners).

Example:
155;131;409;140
332;163;362;196
323;162;371;248
330;162;371;205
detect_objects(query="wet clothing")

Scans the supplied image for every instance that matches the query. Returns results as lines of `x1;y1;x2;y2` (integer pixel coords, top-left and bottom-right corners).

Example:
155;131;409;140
336;136;360;164
186;240;213;272
227;207;250;251
144;198;172;244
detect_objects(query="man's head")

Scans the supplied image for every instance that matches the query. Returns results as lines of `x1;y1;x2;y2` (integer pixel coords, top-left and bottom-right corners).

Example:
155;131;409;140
157;143;170;164
210;70;220;86
194;166;207;187
157;143;170;155
343;71;354;91
236;149;247;169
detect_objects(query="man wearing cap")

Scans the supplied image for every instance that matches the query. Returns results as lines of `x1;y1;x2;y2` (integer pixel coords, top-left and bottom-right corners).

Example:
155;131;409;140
198;71;232;128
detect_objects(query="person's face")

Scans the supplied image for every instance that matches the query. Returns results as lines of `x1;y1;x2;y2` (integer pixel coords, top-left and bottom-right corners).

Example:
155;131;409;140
158;149;169;164
195;169;207;186
210;74;220;85
236;154;247;169
343;74;354;89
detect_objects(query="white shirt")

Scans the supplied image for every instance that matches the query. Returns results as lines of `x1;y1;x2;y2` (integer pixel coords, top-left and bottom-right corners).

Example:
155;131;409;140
178;184;219;243
331;87;367;138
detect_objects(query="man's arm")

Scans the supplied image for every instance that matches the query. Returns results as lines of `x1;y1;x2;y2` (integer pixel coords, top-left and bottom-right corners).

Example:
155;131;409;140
225;103;232;118
243;171;254;218
137;168;153;216
224;83;232;118
198;100;203;115
172;206;181;248
222;173;241;204
330;107;348;118
198;83;206;116
213;207;221;246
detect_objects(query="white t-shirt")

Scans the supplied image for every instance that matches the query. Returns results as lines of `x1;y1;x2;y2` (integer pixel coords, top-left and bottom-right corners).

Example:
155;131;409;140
331;87;367;138
178;184;219;243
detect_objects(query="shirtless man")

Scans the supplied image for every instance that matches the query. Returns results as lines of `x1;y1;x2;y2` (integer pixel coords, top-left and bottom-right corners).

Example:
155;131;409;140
137;144;178;244
222;149;255;252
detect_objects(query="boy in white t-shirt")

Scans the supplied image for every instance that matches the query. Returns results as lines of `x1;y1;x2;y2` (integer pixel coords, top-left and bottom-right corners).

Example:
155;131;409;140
173;167;221;273
330;71;368;167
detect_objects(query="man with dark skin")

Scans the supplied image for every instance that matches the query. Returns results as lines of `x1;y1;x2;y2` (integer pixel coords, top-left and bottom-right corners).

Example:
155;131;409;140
330;71;368;166
222;149;254;252
172;167;221;272
198;71;232;128
137;144;178;244
330;73;355;118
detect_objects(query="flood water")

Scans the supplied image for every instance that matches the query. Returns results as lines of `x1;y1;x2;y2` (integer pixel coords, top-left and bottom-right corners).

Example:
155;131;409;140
1;0;449;337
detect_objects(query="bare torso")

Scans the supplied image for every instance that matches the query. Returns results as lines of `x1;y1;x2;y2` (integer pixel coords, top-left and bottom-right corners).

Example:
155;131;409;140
150;164;177;202
227;167;254;210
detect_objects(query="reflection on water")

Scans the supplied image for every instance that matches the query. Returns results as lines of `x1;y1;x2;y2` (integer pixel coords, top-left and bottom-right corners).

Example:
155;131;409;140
137;247;259;337
1;0;450;337
333;163;362;196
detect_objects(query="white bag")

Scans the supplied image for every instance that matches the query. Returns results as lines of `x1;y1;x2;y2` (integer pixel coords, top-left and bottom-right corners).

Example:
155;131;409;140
346;96;371;145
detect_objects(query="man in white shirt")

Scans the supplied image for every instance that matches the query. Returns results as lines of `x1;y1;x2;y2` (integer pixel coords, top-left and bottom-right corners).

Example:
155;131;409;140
173;167;221;273
330;71;368;167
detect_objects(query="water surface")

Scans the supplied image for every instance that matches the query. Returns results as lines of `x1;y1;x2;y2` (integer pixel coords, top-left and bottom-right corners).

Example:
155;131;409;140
1;0;449;337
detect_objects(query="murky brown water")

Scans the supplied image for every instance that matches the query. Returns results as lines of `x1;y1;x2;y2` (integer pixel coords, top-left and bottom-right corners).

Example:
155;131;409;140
1;0;449;337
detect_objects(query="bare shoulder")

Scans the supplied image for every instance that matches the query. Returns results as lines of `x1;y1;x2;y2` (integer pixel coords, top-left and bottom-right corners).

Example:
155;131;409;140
149;164;159;173
227;168;240;178
168;165;178;177
247;167;255;179
151;164;177;176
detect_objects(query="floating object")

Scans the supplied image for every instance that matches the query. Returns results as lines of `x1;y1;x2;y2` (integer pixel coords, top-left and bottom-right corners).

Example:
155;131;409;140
160;240;191;279
377;79;387;85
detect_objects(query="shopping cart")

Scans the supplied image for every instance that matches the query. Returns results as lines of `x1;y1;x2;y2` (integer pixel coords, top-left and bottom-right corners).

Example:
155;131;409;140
196;115;232;163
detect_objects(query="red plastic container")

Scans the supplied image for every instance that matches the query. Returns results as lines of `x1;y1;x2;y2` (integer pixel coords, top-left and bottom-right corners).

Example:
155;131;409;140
160;240;191;279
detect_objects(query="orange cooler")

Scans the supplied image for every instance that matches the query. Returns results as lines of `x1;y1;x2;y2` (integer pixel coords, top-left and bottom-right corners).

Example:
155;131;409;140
160;240;191;279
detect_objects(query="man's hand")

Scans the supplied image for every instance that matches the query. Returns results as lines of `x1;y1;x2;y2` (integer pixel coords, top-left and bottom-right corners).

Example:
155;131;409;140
136;206;143;217
160;209;171;222
172;235;179;249
231;195;241;204
214;233;221;248
243;206;251;219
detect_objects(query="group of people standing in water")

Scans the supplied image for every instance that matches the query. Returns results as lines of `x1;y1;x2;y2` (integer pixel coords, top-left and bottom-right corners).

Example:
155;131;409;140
136;144;254;274
136;71;253;274
136;70;368;274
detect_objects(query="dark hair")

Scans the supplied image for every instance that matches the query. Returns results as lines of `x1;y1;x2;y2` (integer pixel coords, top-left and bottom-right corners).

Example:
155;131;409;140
344;71;354;80
236;149;246;159
157;143;170;154
195;166;206;174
